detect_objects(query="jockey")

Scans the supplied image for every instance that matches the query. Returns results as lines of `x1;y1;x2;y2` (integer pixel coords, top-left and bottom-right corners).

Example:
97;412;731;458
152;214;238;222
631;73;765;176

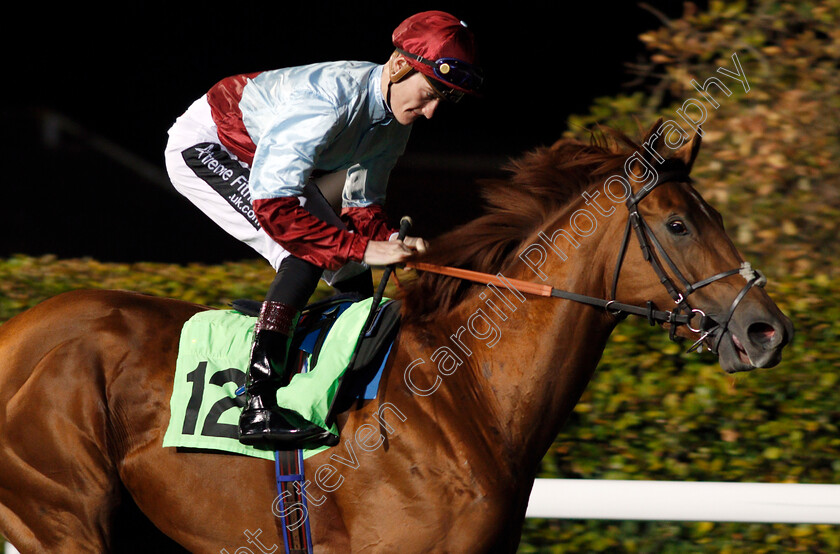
164;11;483;450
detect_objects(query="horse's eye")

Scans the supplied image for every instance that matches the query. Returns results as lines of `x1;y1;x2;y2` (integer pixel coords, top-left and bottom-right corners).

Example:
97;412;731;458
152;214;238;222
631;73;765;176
667;219;688;235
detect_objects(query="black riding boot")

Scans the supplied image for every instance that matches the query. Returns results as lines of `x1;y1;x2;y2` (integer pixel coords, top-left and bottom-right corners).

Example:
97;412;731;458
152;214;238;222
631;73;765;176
238;300;337;450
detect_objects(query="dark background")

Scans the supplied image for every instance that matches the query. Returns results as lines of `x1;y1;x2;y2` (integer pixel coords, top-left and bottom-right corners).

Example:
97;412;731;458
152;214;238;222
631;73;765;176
4;2;697;265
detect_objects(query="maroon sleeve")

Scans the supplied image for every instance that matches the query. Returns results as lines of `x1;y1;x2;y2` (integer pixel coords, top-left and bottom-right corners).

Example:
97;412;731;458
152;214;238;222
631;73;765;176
206;72;262;166
340;205;396;242
253;197;369;270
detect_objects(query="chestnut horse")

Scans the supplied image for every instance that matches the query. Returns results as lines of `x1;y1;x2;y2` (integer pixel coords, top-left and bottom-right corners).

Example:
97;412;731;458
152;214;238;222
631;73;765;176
0;123;792;553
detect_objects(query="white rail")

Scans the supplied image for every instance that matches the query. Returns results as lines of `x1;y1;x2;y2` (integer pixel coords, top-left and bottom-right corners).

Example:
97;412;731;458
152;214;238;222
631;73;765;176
526;479;840;524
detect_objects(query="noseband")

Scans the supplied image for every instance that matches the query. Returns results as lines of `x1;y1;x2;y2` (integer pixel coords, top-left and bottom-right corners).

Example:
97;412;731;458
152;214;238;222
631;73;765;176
406;169;767;356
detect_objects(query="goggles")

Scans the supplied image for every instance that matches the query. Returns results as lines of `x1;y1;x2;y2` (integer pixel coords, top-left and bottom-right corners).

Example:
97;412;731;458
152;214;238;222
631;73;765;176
396;48;484;100
424;75;465;103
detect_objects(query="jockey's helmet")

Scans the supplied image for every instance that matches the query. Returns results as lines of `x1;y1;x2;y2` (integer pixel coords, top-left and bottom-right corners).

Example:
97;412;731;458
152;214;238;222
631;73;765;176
391;11;484;102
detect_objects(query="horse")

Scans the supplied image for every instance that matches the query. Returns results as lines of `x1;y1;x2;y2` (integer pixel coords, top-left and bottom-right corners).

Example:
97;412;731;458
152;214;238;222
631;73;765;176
0;121;793;553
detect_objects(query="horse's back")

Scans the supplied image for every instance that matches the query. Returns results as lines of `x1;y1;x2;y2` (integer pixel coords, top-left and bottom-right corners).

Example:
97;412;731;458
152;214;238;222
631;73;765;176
0;289;203;552
0;289;204;416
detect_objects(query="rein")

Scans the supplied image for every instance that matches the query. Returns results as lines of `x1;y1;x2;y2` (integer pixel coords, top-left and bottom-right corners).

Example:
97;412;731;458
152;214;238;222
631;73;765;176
405;262;695;328
406;167;767;355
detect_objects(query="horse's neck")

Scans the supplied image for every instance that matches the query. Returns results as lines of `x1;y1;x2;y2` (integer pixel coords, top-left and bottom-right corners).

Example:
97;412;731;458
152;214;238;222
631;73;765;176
431;215;620;476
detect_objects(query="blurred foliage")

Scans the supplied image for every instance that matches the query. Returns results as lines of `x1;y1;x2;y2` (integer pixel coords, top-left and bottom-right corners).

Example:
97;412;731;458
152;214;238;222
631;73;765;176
0;256;412;325
565;0;840;278
0;254;341;323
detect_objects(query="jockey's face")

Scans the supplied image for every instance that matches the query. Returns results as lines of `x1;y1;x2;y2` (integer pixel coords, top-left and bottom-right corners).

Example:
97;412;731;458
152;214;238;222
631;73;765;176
386;63;442;125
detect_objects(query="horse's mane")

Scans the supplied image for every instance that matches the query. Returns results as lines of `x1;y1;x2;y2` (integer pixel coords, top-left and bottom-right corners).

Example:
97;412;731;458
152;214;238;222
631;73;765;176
399;126;666;320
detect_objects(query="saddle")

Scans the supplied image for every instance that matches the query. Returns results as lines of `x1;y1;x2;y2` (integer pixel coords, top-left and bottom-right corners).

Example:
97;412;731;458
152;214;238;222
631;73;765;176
232;292;402;412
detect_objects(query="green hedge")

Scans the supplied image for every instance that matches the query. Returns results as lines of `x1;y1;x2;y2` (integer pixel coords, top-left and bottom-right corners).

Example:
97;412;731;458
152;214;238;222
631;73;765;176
0;255;837;551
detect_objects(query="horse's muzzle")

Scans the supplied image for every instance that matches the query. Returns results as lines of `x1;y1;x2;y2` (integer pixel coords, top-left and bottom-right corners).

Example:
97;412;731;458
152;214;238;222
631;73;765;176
717;312;794;373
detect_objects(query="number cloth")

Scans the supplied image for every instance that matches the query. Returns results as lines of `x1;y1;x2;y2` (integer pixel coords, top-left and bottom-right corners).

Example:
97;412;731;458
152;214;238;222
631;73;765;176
163;298;388;460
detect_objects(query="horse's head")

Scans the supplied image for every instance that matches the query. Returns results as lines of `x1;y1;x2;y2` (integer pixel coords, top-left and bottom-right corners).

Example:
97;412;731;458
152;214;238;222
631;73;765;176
611;120;793;373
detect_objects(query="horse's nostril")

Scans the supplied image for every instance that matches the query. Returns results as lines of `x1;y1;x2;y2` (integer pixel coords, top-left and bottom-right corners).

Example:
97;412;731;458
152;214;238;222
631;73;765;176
747;321;776;348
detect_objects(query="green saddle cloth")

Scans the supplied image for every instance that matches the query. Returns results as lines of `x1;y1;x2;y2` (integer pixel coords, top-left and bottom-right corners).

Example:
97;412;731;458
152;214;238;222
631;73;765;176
162;298;386;460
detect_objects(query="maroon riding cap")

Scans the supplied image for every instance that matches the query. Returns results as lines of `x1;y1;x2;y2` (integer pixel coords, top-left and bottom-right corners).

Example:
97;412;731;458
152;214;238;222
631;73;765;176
392;10;483;96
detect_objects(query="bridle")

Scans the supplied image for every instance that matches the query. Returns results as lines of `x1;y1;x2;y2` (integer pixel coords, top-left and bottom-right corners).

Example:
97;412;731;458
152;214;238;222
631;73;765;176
610;166;766;353
407;167;766;355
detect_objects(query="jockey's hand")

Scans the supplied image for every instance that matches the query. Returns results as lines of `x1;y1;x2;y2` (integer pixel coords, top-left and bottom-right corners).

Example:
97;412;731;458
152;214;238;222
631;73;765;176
401;236;429;255
363;236;428;266
363;240;412;266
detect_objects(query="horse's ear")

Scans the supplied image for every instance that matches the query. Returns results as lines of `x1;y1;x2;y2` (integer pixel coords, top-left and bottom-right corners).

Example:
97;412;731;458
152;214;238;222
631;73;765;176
641;117;666;165
674;129;702;173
